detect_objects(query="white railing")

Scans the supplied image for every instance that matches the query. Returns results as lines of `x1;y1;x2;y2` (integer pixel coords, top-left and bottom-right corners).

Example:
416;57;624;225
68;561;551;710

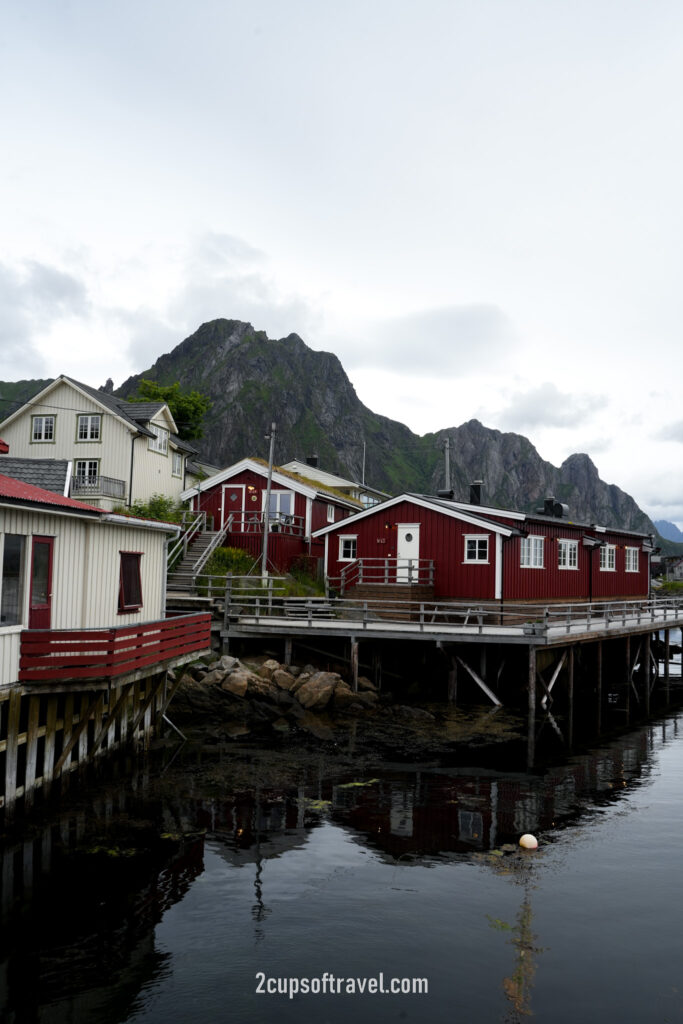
167;510;206;571
191;514;235;583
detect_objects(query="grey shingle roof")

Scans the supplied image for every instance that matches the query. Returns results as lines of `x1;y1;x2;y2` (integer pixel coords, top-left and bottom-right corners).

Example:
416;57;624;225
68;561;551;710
0;457;71;495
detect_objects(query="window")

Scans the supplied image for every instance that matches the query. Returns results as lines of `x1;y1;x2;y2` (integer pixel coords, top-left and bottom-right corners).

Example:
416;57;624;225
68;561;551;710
77;414;101;441
599;544;616;571
464;535;489;562
118;552;143;612
32;415;55;442
327;503;335;523
339;535;357;561
625;547;640;573
172;451;183;477
74;459;99;489
520;535;544;568
148;424;169;454
0;535;26;626
558;539;578;569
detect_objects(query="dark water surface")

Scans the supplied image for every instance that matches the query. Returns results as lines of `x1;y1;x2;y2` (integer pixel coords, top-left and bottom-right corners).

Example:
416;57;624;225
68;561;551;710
2;708;683;1023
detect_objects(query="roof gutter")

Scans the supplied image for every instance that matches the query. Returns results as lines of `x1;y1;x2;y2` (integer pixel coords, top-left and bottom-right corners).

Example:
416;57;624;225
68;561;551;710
102;513;181;536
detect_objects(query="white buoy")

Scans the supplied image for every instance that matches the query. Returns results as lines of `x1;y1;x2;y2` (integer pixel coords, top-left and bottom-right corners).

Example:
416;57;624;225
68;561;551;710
519;833;538;849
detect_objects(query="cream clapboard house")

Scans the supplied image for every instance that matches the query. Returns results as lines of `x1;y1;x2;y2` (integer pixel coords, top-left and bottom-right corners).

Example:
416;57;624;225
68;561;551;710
0;471;186;687
0;376;199;511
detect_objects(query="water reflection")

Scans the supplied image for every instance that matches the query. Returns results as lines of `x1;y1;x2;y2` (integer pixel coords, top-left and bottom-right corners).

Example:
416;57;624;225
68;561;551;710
0;712;680;1022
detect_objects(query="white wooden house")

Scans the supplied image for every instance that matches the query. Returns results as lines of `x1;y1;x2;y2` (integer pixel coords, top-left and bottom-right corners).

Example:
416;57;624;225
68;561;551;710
0;471;209;688
0;376;199;511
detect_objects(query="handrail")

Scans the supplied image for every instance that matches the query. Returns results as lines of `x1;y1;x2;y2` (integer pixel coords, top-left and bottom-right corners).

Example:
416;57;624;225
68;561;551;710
338;557;436;594
167;510;206;570
191;513;234;583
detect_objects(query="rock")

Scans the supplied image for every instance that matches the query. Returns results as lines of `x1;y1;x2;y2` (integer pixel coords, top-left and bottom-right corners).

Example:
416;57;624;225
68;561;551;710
393;705;436;722
272;668;297;690
271;717;291;734
295;671;340;710
247;676;280;703
258;658;281;680
220;673;249;698
297;711;335;741
201;668;227;687
209;655;239;673
357;675;378;693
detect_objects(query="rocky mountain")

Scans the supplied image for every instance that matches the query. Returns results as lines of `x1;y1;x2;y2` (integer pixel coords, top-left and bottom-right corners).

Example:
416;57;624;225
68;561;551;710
115;319;655;535
654;520;683;543
0;378;52;423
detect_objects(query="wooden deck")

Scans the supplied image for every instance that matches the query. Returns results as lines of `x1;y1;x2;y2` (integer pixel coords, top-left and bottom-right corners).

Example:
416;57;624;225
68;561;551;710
223;595;683;647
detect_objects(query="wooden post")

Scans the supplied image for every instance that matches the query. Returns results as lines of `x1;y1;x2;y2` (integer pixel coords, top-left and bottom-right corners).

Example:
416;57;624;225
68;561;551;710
665;629;670;704
372;650;382;690
568;646;574;749
625;636;631;718
43;696;58;797
527;645;536;769
350;640;359;693
284;637;293;665
23;696;41;810
644;632;651;716
4;688;22;819
447;655;458;704
596;640;602;734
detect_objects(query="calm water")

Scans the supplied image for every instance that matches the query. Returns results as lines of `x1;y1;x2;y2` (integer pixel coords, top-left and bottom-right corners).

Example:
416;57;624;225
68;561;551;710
2;710;683;1023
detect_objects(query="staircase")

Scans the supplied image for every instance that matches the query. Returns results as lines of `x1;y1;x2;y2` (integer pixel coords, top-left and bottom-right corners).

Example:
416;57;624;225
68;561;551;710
167;531;218;592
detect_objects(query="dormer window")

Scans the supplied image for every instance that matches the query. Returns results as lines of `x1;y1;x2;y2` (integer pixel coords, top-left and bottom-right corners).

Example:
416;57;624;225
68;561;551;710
148;424;169;454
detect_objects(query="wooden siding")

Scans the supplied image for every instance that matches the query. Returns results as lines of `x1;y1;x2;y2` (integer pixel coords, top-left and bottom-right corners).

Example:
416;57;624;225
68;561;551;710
322;500;649;602
1;508;169;686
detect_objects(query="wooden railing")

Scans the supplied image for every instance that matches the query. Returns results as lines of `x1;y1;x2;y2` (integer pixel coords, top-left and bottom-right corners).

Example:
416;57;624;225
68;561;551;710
224;594;683;637
19;612;212;682
337;557;435;594
225;511;306;536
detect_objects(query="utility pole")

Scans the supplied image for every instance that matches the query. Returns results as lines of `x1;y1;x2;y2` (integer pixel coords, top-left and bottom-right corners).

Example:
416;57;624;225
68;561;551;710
362;441;366;485
261;423;276;577
444;436;450;491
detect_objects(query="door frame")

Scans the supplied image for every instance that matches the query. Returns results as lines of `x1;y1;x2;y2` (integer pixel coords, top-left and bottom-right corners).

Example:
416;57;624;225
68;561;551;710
221;484;247;530
29;535;54;629
396;523;421;583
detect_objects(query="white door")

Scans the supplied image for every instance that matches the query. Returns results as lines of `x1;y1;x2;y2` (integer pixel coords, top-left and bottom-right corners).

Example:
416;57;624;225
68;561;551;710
396;524;420;582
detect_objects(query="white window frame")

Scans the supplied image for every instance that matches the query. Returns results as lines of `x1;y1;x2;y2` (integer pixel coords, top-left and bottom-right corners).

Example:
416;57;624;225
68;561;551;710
520;535;544;569
77;414;101;441
464;535;489;563
75;459;99;483
172;450;183;477
599;544;616;571
148;424;169;454
625;546;640;573
31;415;55;442
558;539;578;570
338;535;357;562
327;503;335;523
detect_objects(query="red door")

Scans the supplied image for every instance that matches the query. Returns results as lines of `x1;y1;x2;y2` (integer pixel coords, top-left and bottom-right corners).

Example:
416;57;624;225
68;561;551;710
222;485;249;531
29;536;54;629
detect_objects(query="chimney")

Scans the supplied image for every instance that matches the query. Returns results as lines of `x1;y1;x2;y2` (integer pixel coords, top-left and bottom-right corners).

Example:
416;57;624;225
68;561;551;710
469;480;483;505
306;454;319;468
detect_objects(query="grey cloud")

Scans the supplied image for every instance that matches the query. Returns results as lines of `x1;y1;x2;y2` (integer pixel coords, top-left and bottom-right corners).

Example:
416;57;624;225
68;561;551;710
338;305;516;374
656;421;683;443
193;232;266;269
495;382;608;430
0;260;89;378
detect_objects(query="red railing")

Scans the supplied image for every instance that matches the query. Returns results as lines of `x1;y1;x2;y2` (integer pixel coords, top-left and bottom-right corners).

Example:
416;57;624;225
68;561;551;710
19;612;212;682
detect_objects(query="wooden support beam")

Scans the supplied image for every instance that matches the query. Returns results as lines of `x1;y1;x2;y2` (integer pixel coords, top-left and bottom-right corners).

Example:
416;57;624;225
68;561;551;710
129;674;165;739
284;637;293;665
42;697;58;797
596;640;602;733
350;640;359;693
456;655;502;706
665;629;670;703
527;646;536;769
540;650;567;709
23;696;41;810
91;683;134;756
568;646;574;749
644;633;651;715
625;636;631;716
53;693;103;777
447;656;458;704
4;689;22;819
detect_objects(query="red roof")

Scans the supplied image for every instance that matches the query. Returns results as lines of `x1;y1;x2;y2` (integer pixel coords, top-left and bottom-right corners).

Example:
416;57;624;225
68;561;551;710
0;439;9;454
0;473;103;513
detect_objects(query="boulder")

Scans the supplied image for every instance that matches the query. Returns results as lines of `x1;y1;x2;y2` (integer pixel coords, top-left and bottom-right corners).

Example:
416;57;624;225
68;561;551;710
295;671;340;710
272;668;297;691
201;668;228;687
271;717;291;734
297;711;335;741
209;654;240;673
220;673;249;698
357;675;378;693
258;658;281;680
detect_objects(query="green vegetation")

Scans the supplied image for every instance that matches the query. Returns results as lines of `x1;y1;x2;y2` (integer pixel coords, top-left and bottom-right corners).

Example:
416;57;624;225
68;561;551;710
129;379;211;440
201;546;325;598
656;580;683;595
113;494;186;524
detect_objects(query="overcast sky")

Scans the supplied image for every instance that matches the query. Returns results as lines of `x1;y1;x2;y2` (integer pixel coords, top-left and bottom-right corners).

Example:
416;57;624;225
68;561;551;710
2;0;683;524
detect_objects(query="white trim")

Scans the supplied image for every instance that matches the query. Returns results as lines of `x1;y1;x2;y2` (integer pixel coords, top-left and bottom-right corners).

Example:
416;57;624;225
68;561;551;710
63;460;73;497
306;496;313;538
463;533;489;563
312;493;517;539
495;533;502;599
521;535;545;568
558;538;579;570
222;483;247;528
625;546;640;573
338;534;358;561
101;514;181;535
599;544;616;571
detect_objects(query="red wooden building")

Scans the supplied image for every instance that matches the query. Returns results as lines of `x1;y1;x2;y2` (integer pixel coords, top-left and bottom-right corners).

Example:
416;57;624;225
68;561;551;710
181;458;362;573
313;492;653;603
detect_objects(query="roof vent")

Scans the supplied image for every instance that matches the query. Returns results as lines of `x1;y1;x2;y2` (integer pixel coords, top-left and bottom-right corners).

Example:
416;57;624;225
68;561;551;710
470;480;483;505
437;488;454;500
306;454;319;468
537;496;569;519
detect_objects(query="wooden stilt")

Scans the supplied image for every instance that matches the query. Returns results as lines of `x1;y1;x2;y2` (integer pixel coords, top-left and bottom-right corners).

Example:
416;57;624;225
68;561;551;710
596;640;602;733
527;646;536;769
568;646;574;749
350;640;359;693
4;689;21;820
43;696;58;797
284;637;293;665
456;656;501;706
665;629;670;704
372;650;382;690
23;696;41;810
447;655;458;704
625;636;631;717
644;633;651;716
